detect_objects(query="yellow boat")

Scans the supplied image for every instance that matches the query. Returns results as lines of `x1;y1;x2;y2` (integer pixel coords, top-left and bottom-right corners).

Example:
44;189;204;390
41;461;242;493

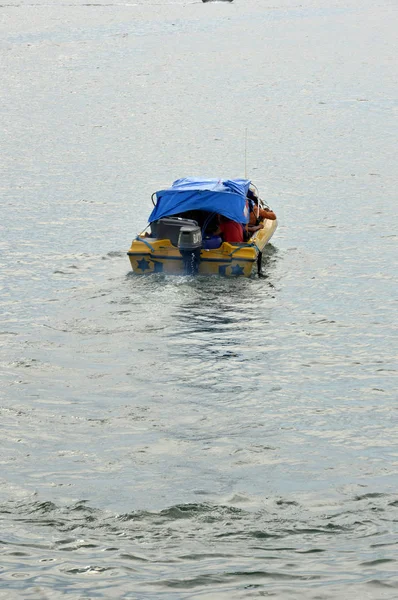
127;178;277;278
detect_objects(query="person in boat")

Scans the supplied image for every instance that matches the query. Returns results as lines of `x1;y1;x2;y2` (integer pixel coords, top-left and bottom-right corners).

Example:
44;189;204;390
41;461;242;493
246;187;276;237
216;215;244;243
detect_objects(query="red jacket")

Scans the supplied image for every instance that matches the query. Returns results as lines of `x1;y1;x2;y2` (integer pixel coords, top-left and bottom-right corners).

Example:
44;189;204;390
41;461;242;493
219;219;244;243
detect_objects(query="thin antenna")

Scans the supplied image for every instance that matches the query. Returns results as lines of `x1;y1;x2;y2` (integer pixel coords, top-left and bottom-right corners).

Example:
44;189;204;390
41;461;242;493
244;128;248;178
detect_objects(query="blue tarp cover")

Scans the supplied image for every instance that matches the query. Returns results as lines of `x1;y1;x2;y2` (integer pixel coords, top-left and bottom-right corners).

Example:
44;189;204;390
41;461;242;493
148;178;251;224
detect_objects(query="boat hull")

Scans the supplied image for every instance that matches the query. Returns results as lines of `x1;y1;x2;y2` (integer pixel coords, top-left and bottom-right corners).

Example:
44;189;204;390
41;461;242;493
127;219;277;277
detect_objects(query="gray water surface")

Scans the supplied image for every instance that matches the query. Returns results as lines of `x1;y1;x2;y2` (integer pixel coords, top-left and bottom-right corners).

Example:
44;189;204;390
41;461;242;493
1;0;397;597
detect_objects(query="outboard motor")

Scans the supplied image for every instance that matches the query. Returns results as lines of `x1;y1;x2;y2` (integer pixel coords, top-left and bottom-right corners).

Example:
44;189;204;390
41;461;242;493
178;225;202;275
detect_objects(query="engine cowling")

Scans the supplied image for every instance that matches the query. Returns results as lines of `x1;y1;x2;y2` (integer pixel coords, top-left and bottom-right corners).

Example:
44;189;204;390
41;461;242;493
178;226;202;275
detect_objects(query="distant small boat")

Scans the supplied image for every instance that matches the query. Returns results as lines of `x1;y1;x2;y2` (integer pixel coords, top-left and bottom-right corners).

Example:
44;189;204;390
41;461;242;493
127;178;277;278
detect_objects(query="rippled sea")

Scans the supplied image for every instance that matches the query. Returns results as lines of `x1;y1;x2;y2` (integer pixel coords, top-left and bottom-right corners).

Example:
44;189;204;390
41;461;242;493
1;0;397;597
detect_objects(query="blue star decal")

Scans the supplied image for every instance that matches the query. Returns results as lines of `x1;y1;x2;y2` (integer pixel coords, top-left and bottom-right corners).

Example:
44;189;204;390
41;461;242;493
231;264;245;276
137;257;151;272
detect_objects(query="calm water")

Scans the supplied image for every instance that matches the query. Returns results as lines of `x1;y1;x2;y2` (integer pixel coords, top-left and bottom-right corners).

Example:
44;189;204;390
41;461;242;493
1;0;397;597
